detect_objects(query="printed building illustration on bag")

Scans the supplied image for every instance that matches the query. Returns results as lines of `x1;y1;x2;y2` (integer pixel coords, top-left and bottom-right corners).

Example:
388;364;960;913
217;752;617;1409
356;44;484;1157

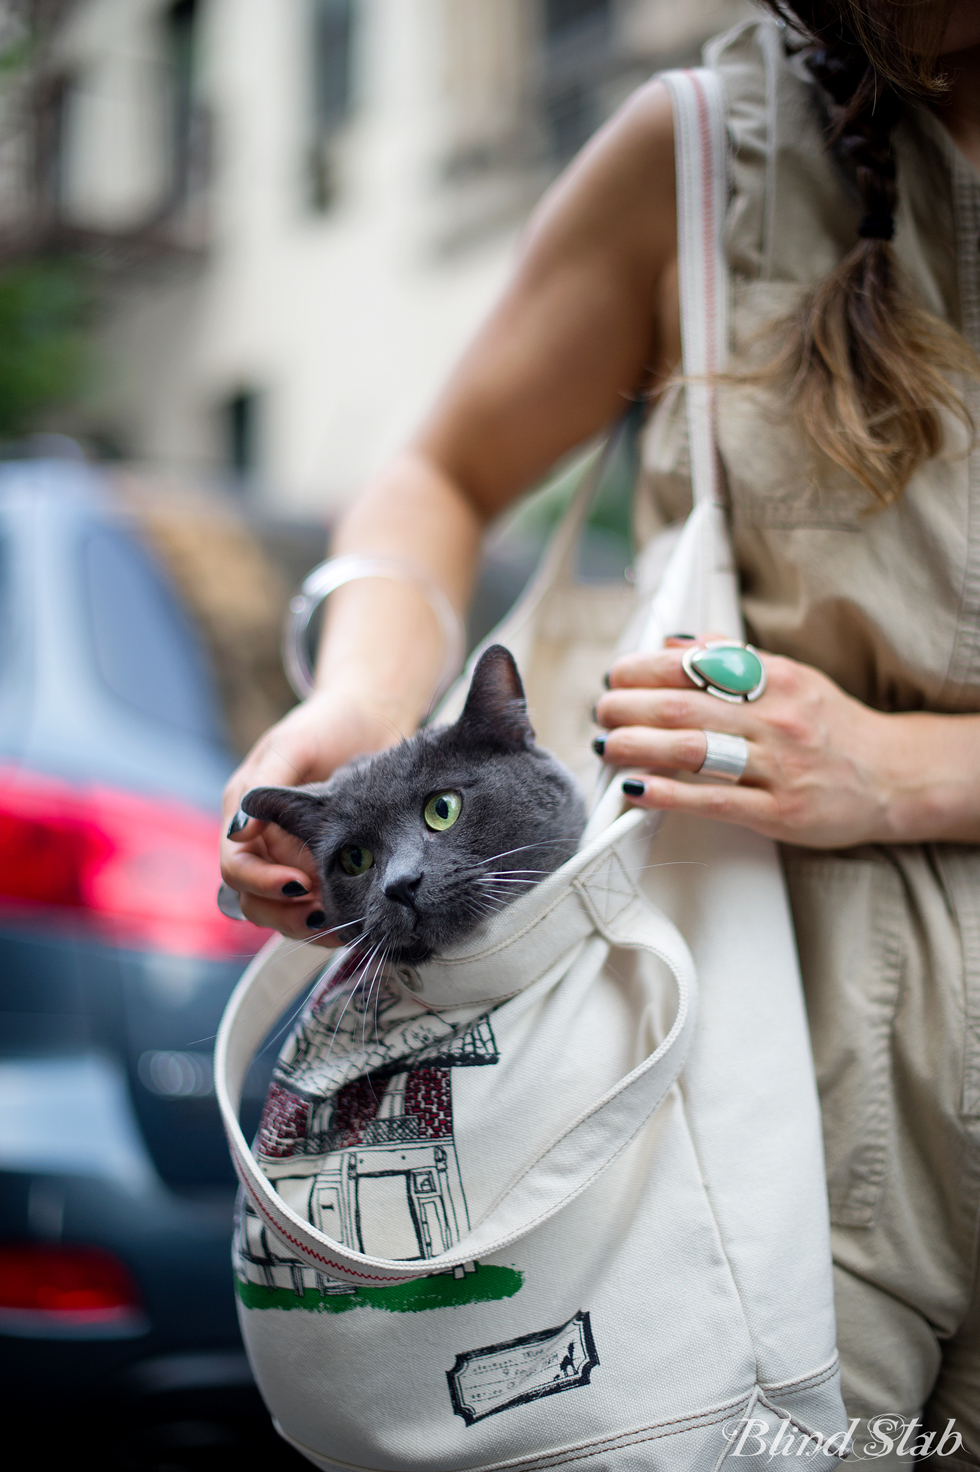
235;970;499;1296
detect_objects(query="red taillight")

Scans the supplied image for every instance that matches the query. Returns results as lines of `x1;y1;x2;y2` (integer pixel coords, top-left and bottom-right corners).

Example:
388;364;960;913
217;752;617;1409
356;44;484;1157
0;765;270;958
0;1243;141;1318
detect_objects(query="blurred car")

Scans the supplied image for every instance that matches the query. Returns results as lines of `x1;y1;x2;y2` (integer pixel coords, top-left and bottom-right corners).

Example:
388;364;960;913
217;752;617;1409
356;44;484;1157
0;456;301;1460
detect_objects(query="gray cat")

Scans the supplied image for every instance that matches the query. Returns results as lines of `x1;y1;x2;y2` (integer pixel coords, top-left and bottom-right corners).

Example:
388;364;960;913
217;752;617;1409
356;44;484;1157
241;645;586;965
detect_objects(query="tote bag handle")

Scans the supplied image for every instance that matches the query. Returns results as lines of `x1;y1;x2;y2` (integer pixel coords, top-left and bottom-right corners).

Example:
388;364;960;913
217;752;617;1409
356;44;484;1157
661;68;729;506
586;67;732;837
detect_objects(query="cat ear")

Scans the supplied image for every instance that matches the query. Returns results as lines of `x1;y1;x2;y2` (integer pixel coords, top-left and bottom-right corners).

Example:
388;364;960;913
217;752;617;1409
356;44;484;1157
240;785;329;844
456;645;534;752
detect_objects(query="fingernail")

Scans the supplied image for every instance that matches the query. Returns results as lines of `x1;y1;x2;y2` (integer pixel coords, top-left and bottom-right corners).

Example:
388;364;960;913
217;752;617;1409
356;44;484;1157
592;736;606;757
622;778;645;797
591;702;600;724
282;881;309;897
602;671;611;690
306;910;327;930
226;809;247;838
667;632;696;641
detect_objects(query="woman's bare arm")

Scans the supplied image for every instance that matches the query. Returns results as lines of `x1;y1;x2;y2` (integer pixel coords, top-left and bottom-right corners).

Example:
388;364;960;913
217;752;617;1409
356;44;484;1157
220;80;680;937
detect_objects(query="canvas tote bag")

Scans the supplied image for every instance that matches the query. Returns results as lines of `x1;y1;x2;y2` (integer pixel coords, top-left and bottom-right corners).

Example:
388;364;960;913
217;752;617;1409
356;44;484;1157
216;69;850;1471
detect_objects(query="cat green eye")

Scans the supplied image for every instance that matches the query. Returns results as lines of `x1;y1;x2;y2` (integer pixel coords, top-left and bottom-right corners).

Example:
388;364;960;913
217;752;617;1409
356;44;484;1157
424;791;462;832
340;844;374;876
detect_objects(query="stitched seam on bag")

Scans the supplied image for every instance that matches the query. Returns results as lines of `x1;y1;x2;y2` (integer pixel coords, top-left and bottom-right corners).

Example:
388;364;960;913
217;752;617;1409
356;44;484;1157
760;1352;839;1397
498;1410;747;1472
242;1182;416;1284
575;851;639;928
752;1391;849;1461
277;1394;754;1472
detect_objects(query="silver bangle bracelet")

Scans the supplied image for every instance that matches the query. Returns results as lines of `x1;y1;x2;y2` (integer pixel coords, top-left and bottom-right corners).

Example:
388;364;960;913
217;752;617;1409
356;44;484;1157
282;554;466;703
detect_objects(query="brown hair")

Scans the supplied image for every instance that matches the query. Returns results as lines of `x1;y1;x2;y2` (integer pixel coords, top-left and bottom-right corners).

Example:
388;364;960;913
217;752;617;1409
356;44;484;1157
754;1;979;503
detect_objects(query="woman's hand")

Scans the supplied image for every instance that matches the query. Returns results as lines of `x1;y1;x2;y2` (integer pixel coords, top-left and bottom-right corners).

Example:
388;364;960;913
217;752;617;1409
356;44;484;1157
594;637;980;849
220;689;401;944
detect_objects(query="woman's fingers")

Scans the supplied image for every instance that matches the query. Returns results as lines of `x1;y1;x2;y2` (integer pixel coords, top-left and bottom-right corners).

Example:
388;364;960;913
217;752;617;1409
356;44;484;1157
238;891;340;948
225;830;332;945
605;648;696;693
621;772;779;830
595;723;763;781
604;634;735;692
217;800;316;924
595;684;754;736
221;846;317;903
596;724;709;774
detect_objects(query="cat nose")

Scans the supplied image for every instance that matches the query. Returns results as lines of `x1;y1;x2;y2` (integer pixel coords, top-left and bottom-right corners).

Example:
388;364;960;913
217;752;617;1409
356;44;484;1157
384;871;423;910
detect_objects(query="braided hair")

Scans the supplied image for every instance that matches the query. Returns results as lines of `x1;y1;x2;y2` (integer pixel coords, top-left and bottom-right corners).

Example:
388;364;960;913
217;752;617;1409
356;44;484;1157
756;1;978;503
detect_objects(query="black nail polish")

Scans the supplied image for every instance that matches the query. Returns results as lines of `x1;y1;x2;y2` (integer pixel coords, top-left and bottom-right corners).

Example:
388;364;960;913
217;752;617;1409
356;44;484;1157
306;910;327;930
622;778;645;797
592;736;606;757
602;671;611;690
226;809;247;838
667;632;696;641
591;703;600;724
282;881;309;897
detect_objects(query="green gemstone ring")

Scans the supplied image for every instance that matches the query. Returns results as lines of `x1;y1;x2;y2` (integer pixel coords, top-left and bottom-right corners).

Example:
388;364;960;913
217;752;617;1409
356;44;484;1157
681;641;767;703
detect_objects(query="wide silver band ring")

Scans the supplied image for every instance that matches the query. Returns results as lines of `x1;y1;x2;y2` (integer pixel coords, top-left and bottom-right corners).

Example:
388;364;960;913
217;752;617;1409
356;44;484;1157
697;730;749;782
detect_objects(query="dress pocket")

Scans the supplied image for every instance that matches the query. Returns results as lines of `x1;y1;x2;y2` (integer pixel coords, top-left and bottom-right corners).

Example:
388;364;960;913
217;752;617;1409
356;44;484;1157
780;848;904;1229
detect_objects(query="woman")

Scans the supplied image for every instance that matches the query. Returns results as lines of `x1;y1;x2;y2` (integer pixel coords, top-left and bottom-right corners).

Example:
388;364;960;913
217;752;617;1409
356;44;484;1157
222;2;980;1457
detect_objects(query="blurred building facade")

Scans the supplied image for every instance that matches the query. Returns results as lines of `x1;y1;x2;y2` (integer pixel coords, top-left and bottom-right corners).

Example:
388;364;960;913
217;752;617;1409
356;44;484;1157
3;0;752;518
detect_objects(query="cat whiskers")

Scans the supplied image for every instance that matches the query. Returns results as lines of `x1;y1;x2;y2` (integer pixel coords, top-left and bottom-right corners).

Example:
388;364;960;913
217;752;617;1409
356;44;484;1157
317;934;397;1072
363;940;395;1061
475;872;547;896
276;911;367;963
475;839;575;868
190;916;371;1050
318;945;380;1067
359;938;391;1054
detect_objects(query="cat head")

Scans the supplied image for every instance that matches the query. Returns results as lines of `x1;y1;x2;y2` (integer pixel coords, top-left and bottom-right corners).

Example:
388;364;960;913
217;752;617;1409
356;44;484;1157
241;645;585;965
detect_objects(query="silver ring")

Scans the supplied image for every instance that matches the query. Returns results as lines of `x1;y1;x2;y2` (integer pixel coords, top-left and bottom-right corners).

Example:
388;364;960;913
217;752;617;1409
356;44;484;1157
697;730;748;782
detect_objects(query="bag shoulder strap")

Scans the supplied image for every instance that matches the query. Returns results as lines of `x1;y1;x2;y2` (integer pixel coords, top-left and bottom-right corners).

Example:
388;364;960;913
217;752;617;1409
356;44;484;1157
659;67;729;508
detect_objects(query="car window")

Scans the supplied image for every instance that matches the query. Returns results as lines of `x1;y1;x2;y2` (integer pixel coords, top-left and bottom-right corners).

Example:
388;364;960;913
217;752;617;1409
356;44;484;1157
82;526;224;743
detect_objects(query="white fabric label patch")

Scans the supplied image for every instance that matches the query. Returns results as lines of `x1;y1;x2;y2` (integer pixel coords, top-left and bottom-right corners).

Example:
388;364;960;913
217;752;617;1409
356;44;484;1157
447;1310;599;1425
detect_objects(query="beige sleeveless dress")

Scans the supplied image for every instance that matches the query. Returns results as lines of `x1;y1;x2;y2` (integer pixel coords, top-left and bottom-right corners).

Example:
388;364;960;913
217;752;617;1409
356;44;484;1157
640;18;980;1461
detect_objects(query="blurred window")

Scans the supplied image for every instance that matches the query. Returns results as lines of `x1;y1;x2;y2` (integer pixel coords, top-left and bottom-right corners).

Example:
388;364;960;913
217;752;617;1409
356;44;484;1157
542;0;613;162
32;74;72;223
166;0;200;203
309;0;355;211
82;526;223;742
225;390;260;478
